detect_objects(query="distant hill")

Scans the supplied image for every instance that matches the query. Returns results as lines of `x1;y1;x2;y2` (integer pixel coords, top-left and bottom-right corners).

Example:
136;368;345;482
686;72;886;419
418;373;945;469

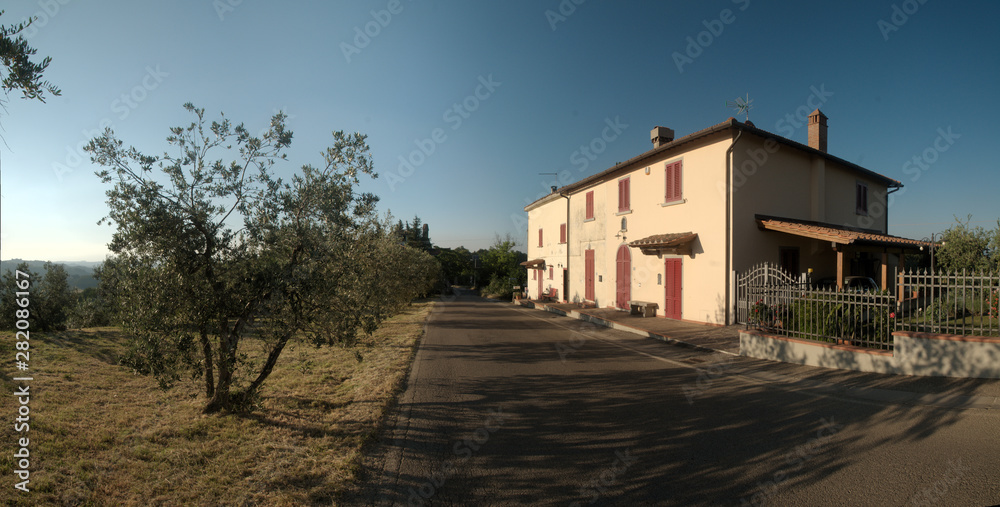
0;259;102;290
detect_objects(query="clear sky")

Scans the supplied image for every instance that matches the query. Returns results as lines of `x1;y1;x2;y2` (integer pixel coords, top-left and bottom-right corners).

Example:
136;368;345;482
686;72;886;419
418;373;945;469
2;0;998;262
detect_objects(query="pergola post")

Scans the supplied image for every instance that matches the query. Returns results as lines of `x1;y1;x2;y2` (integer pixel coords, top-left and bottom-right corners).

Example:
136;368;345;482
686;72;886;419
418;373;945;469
836;245;845;290
898;252;906;302
881;250;888;292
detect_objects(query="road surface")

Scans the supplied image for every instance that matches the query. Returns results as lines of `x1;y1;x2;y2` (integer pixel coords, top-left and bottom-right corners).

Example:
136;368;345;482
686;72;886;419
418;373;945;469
349;290;1000;506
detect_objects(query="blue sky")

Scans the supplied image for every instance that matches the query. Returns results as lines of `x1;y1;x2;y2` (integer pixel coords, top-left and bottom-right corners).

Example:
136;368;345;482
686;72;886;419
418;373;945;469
2;0;998;262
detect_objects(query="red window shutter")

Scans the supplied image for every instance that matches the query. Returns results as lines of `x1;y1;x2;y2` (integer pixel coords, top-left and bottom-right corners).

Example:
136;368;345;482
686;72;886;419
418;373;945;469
586;191;594;219
673;162;682;201
619;177;630;212
666;165;673;201
560;223;566;243
666;162;682;202
549;266;553;280
538;228;543;247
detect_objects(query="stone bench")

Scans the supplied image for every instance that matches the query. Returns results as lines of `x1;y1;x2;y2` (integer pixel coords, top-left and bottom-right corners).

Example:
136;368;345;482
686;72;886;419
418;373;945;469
628;300;658;317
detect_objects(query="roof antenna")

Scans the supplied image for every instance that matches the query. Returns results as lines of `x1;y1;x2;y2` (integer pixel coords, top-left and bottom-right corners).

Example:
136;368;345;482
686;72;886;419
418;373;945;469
726;93;753;123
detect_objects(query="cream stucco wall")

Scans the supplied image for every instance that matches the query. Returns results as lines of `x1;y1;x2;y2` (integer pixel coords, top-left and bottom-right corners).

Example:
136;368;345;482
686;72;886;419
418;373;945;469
526;195;568;300
526;125;897;325
529;132;733;324
731;135;890;279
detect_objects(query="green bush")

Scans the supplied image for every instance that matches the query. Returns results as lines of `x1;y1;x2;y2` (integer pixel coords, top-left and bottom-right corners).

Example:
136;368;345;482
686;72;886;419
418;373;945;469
928;289;994;320
484;274;515;300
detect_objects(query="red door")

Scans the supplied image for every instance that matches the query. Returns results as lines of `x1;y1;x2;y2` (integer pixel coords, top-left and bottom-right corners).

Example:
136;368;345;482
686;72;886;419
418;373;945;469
665;258;682;320
616;245;631;309
584;249;595;301
537;270;543;299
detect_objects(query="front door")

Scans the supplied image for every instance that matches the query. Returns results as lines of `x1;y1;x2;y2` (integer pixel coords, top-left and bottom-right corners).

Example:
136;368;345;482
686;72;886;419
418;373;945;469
616;244;631;309
537;269;543;299
584;249;595;301
665;258;682;320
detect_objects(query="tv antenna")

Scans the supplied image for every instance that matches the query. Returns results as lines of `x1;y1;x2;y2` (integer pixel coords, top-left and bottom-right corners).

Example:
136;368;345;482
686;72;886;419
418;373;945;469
727;94;753;122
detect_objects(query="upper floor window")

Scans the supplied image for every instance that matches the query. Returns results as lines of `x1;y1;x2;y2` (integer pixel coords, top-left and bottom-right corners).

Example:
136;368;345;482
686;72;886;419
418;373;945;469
559;223;567;244
856;182;868;215
665;161;683;203
538;228;543;247
618;177;630;212
585;191;595;220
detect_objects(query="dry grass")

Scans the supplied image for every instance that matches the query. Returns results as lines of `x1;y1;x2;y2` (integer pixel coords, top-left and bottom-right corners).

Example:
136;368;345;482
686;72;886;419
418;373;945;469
0;300;434;506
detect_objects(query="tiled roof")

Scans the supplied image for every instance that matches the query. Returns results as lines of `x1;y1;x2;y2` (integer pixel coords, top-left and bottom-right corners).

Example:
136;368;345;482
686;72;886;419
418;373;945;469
756;215;936;248
525;117;903;211
628;232;697;248
520;258;546;268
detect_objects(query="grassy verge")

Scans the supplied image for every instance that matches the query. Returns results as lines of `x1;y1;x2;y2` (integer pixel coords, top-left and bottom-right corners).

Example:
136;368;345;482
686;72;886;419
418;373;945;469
0;300;434;506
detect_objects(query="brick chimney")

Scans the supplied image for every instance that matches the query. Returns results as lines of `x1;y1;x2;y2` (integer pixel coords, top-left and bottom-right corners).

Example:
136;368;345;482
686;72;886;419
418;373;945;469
651;126;674;148
807;109;828;153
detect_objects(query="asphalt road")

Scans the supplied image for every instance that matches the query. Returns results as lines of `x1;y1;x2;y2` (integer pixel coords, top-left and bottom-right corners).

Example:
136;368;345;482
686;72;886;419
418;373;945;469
349;290;1000;506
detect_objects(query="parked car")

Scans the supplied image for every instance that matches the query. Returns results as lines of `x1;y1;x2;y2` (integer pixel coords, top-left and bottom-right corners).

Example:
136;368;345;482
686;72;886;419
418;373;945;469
813;276;880;292
844;276;880;293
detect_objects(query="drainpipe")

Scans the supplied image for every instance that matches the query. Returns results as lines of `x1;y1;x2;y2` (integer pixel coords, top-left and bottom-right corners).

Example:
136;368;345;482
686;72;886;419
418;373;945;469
886;186;901;234
560;192;570;303
725;127;743;325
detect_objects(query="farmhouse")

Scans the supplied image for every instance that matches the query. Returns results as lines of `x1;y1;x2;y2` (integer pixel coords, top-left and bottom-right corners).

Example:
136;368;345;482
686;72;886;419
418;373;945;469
523;111;933;325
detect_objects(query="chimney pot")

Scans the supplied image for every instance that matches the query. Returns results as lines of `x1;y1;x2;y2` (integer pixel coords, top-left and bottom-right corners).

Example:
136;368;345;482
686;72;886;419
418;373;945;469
808;109;828;153
651;126;675;148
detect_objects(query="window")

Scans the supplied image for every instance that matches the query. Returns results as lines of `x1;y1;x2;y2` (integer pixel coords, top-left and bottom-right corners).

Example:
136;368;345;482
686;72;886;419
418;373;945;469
549;266;554;280
665;161;682;203
585;191;594;220
856;182;868;215
538;228;543;247
618;177;630;212
532;269;536;280
559;223;567;244
779;247;800;275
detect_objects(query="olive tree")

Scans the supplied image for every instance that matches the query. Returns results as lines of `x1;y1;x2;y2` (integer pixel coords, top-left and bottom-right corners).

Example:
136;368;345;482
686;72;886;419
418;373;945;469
86;103;434;413
0;262;75;331
1;10;61;121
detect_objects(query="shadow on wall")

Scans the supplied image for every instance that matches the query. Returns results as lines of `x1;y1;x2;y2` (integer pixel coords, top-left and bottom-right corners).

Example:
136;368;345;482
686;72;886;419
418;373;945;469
741;330;1000;380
